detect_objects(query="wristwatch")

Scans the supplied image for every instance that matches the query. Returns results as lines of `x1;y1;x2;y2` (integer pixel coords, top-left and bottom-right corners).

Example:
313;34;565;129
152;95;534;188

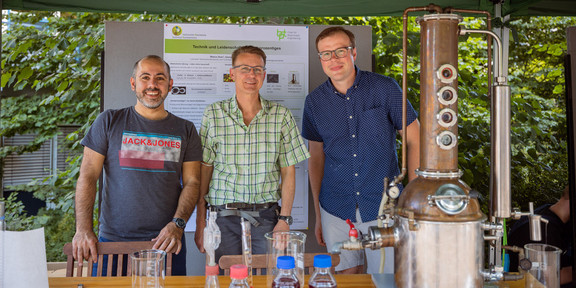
172;218;186;229
278;215;293;225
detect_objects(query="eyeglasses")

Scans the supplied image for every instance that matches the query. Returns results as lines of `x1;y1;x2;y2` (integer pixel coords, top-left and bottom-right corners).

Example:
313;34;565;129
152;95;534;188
232;65;266;75
318;46;353;61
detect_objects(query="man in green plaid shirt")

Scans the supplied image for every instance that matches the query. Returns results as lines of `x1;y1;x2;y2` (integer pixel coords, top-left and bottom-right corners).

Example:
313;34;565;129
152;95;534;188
194;46;310;265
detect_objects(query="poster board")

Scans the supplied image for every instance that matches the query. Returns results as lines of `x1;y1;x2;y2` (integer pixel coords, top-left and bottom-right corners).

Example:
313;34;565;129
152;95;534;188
162;24;311;230
104;21;372;274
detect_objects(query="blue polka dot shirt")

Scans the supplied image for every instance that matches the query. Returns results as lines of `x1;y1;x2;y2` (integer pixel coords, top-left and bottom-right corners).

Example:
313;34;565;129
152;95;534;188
301;67;418;222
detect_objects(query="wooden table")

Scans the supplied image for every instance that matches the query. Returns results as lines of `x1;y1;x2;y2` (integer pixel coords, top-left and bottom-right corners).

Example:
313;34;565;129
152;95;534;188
48;273;537;288
49;274;376;287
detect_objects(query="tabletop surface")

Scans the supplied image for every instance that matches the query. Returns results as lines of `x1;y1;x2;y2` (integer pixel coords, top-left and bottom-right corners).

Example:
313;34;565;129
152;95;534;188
48;273;533;288
49;274;375;288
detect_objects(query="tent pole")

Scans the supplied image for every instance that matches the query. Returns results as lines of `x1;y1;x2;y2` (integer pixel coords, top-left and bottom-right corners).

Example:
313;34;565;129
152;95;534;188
494;15;510;80
0;0;4;200
565;25;576;288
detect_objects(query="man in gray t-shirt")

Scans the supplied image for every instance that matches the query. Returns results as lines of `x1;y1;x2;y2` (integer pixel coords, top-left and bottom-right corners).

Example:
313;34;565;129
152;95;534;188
72;55;202;275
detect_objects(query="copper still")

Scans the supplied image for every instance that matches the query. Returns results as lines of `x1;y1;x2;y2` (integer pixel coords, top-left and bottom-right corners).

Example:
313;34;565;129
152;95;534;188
332;5;516;287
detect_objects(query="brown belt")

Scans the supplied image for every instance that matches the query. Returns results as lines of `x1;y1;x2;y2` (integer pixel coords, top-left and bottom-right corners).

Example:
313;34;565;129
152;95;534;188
217;202;277;211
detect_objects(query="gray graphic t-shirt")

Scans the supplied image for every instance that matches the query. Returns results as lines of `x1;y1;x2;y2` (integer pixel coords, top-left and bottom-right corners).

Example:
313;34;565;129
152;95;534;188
81;106;201;241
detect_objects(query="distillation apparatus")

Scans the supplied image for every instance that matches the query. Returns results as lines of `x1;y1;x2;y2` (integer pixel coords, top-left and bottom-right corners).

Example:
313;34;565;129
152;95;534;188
204;210;222;267
331;5;537;287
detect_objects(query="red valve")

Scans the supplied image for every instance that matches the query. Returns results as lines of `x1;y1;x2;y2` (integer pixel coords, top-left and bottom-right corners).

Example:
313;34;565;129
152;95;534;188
346;219;359;239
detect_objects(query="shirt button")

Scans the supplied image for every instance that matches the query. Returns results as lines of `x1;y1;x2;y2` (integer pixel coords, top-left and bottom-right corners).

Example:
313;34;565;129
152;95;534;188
356;192;360;195
349;115;353;119
353;154;357;157
346;97;350;100
352;134;356;138
354;173;358;176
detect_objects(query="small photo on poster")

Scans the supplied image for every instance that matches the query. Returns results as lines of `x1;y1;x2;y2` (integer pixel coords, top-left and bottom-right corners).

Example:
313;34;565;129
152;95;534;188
267;73;279;83
223;73;234;82
288;72;299;84
171;86;187;95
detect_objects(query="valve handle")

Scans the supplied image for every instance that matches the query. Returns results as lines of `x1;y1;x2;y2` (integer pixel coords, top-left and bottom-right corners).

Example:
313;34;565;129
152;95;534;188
346;219;359;238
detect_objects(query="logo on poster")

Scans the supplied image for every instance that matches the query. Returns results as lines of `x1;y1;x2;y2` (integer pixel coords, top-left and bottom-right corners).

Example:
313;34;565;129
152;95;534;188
277;29;286;41
172;26;182;36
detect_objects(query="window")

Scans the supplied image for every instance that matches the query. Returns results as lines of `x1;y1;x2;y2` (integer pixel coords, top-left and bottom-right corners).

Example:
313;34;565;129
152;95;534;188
2;126;81;188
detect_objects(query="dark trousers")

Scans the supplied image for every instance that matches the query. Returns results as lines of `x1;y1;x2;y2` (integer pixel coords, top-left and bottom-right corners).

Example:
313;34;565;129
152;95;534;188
214;204;279;268
93;235;187;276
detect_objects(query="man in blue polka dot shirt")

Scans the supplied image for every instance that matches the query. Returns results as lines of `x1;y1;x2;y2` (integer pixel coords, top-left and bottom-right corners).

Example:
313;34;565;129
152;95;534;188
301;26;420;274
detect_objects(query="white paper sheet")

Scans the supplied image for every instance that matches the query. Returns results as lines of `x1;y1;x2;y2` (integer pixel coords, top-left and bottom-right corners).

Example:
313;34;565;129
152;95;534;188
0;227;49;288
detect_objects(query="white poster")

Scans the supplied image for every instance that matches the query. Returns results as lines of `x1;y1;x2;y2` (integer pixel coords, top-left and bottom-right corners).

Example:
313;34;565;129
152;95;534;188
164;23;309;230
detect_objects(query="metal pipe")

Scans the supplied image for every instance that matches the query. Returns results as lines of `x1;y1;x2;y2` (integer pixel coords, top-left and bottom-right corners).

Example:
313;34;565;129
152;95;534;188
481;269;504;281
459;29;505;83
0;201;5;231
377;178;390;273
460;28;510;218
490;84;511;218
482;28;510;266
445;8;492;95
330;242;343;254
368;226;396;249
377;177;390;228
528;202;542;241
502;273;525;281
418;14;461;172
400;5;442;184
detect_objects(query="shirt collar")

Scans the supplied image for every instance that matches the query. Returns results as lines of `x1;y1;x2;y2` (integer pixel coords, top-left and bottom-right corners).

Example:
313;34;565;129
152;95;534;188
326;65;362;95
229;94;270;117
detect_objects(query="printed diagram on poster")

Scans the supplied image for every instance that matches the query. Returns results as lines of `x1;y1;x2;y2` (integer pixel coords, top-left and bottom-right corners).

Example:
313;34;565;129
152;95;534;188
163;23;310;230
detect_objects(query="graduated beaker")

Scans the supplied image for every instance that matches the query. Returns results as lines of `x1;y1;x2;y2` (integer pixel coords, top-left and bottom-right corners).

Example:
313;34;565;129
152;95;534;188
524;243;561;288
130;249;166;288
265;231;306;287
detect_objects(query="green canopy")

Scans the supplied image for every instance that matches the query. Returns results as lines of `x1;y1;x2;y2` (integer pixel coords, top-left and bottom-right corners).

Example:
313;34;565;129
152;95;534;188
3;0;576;17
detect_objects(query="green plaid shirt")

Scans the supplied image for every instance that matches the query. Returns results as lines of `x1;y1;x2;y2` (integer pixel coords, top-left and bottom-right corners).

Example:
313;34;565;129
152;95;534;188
200;96;310;205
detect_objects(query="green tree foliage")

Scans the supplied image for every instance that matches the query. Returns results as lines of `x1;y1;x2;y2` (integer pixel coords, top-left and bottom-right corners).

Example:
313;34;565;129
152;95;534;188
457;16;573;211
1;12;573;261
1;11;107;261
506;17;572;207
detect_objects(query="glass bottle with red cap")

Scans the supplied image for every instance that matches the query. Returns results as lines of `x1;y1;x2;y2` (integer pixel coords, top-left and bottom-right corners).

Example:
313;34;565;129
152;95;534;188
229;264;250;288
205;265;220;288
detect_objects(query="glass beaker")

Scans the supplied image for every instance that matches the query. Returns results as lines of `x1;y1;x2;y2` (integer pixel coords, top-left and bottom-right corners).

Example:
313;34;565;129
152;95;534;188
265;231;306;287
130;249;166;288
524;243;561;288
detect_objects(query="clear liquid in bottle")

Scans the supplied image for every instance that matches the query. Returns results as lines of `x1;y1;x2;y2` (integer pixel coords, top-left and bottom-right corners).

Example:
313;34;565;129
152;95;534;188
308;255;337;288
